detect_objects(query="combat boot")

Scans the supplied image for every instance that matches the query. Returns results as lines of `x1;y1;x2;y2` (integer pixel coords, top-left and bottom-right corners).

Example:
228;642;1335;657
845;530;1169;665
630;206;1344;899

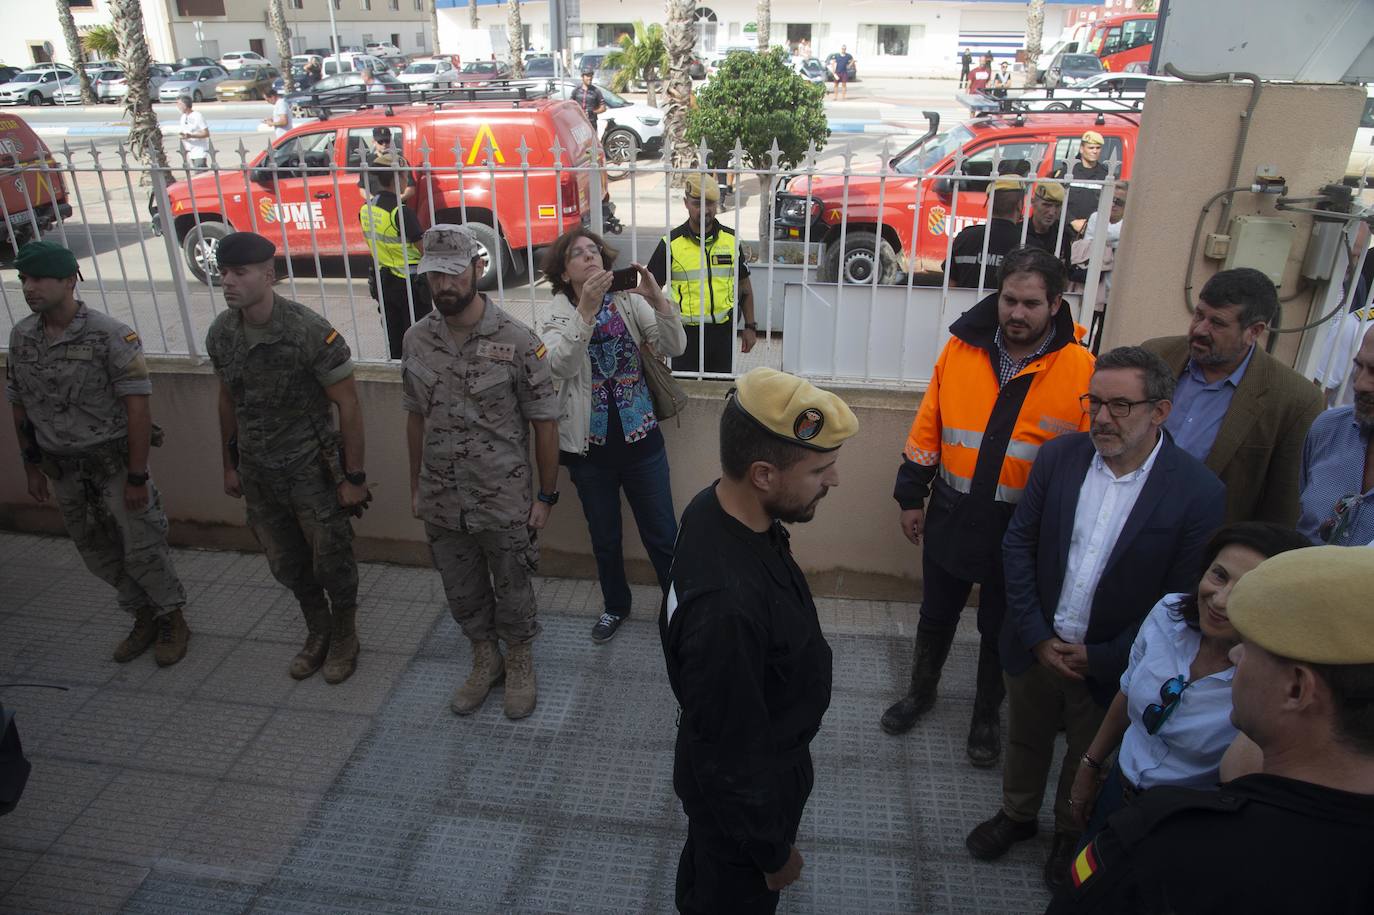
966;637;1006;768
321;604;360;684
289;602;333;680
113;606;158;663
449;639;505;715
880;623;956;735
153;608;191;667
503;639;538;720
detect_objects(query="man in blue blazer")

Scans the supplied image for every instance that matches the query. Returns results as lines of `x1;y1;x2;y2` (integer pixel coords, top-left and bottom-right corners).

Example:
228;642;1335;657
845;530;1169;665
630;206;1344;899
964;346;1226;892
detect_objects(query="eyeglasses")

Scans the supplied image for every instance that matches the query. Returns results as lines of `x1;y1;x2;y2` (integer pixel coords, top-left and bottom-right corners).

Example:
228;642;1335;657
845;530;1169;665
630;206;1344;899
1079;394;1159;418
1111;197;1127;206
1318;494;1362;544
566;244;602;261
1142;675;1191;735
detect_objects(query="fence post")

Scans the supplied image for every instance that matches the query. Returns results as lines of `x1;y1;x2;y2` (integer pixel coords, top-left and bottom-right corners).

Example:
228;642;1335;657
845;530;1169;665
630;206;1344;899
588;144;604;236
148;165;202;359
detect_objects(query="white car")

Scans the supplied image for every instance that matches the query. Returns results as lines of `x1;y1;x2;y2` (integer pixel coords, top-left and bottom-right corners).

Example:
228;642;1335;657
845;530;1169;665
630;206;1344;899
0;67;79;106
220;51;269;70
158;65;231;102
539;78;664;158
398;58;458;91
364;42;402;57
93;64;174;103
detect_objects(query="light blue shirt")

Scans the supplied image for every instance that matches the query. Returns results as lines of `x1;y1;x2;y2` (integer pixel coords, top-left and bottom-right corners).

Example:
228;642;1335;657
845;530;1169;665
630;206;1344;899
1118;596;1236;791
1297;405;1374;545
1165;345;1255;461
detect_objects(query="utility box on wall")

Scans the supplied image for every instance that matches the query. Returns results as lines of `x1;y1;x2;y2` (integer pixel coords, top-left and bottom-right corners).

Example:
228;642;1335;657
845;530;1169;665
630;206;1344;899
1223;215;1298;286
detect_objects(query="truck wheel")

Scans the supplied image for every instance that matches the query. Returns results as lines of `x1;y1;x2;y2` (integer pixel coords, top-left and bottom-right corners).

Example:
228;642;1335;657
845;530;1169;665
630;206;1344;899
464;221;510;291
603;129;638;180
182;221;231;286
821;231;900;285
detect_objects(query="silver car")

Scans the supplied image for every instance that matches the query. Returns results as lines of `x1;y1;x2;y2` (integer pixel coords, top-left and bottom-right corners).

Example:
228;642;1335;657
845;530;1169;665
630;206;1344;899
0;68;79;106
158;65;230;103
95;65;173;102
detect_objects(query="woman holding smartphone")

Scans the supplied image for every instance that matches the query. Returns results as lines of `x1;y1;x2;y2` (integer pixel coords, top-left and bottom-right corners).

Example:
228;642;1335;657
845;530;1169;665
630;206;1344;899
539;228;687;644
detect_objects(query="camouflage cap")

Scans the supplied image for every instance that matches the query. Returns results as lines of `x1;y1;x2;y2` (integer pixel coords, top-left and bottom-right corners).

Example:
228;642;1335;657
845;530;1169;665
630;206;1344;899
14;240;79;279
418;224;481;276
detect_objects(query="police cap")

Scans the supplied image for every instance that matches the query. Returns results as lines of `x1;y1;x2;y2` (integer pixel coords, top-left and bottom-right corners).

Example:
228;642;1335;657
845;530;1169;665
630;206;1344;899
683;173;720;204
729;367;859;452
215;232;276;266
14;240;79;279
1229;546;1374;664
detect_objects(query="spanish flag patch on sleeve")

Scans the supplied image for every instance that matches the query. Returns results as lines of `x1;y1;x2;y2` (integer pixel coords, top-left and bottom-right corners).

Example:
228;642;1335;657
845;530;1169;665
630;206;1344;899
534;343;547;360
124;332;139;343
1071;841;1099;888
325;329;339;345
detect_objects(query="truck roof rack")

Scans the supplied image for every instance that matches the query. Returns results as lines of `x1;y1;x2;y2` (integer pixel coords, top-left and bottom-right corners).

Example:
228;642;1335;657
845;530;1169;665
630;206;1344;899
296;82;552;118
958;88;1147;117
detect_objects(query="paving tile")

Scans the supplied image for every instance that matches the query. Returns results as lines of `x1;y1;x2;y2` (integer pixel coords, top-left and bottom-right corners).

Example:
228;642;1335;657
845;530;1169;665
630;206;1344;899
0;683;97;756
196;640;307;707
48;770;217;865
0;757;116;853
0;852;148;914
132;699;275;779
228;708;374;791
0;848;40;897
181;580;281;638
353;598;444;656
280;649;412;716
119;632;240;696
122;875;258;915
160;781;324;885
40;691;186;768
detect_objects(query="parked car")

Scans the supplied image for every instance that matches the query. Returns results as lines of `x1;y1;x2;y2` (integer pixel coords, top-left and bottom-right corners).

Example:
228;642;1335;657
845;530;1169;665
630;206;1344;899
320;53;389;77
573;47;622;84
1044;52;1104;89
0;68;78;106
539;78;664;158
772;110;1140;282
220;51;270;71
272;66;314;95
398;57;459;91
793;56;828;83
172;57;217;71
364;41;402;57
162;96;602;289
0;66;23;86
0;112;73;253
157;65;231;103
284;71;406;119
524;56;556;77
453;60;513;87
292;54;323;71
380;55;409;74
92;64;174;102
80;60;115;76
216;66;281;101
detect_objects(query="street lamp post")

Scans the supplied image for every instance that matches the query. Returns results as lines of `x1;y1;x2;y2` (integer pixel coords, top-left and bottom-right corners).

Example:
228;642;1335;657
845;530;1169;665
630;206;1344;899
326;0;342;71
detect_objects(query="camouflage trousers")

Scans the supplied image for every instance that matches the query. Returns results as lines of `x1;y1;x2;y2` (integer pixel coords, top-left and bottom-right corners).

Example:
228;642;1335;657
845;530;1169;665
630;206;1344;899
240;459;358;614
425;521;540;644
50;464;186;615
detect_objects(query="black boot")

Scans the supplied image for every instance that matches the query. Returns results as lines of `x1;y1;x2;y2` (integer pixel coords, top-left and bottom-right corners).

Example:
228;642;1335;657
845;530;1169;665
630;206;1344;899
880;624;956;735
966;637;1006;767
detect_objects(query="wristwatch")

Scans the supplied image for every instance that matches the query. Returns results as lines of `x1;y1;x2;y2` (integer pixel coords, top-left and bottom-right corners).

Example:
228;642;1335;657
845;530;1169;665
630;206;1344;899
126;471;150;486
743;322;759;331
344;470;367;486
537;490;560;506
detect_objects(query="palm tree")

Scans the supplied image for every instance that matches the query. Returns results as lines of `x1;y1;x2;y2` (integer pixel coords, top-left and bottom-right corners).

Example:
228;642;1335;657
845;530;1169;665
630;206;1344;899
82;24;118;60
664;0;697;171
1024;0;1045;85
429;0;441;55
755;0;770;54
56;0;96;105
605;21;667;107
268;0;294;93
507;0;525;77
108;0;167;171
468;0;479;30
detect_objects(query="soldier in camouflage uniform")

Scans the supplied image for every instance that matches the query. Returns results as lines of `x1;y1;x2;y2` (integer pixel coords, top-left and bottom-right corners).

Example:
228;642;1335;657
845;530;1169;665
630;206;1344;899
205;232;371;684
402;224;561;720
7;241;190;665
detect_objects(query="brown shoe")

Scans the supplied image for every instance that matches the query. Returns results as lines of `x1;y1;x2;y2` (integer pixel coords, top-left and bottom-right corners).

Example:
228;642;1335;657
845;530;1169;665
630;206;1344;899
450;639;505;715
503;640;537;720
152;608;190;667
1044;831;1081;893
321;604;359;684
966;810;1038;861
290;602;333;680
113;607;158;663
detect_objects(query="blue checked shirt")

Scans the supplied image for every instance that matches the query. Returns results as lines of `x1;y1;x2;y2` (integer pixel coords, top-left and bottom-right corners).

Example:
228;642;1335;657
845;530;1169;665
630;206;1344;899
1297;406;1374;546
993;326;1055;388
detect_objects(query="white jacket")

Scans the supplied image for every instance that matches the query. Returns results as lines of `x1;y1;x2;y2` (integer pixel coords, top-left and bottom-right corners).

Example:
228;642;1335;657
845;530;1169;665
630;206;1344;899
540;290;687;455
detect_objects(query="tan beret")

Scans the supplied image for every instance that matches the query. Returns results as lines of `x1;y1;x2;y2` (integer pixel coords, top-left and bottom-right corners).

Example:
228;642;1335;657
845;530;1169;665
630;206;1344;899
992;176;1025;193
1081;130;1105;146
683;173;720;204
731;367;858;452
1033;182;1066;203
1229;546;1374;664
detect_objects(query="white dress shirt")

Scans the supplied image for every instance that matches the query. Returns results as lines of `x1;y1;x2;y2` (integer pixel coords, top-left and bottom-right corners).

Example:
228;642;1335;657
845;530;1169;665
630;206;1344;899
1053;432;1164;643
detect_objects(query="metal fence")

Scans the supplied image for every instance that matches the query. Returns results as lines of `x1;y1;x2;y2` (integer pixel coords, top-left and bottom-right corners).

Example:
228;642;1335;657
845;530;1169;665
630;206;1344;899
0;127;1122;386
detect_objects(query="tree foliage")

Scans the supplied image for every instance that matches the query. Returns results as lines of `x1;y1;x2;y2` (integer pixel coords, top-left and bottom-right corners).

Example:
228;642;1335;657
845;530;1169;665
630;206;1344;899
82;24;118;59
663;0;697;170
605;21;667;105
56;1;96;105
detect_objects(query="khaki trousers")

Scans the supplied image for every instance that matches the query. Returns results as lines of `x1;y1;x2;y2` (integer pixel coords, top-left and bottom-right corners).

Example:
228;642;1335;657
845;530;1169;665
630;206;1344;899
1001;661;1107;834
425;522;539;645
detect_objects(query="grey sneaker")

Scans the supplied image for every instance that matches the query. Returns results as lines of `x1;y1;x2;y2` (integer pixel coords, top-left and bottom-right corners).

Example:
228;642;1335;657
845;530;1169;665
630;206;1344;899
591;612;627;644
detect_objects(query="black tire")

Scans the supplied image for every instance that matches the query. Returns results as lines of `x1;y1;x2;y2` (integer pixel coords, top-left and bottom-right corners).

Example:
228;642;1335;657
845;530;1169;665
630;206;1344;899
27;91;42;106
182;220;232;286
193;90;204;102
248;89;259;101
820;231;900;285
1045;102;1069;112
603;128;638;180
464;221;511;291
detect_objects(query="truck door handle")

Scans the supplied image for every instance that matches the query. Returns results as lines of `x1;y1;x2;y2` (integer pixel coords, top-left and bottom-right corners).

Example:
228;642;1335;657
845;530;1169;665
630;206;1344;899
313;191;332;199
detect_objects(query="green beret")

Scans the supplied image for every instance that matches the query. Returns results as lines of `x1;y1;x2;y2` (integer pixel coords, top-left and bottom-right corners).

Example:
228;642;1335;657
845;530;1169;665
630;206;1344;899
1229;546;1374;664
215;231;276;267
14;241;79;279
730;367;859;452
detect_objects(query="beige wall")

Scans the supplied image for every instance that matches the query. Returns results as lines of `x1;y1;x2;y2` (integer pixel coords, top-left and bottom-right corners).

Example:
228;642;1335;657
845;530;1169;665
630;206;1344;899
0;359;926;601
1104;81;1366;361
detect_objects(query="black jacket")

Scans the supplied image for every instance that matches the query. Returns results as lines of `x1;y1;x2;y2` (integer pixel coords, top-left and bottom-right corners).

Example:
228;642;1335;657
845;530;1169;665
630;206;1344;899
945;217;1023;288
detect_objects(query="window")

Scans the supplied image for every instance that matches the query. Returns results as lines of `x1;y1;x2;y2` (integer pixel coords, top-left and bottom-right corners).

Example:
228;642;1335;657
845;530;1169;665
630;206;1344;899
68;0;93;6
414;0;422;8
333;0;340;8
1053;135;1124;172
416;31;426;49
361;0;371;10
270;130;337;175
595;23;635;47
175;0;226;14
857;24;920;58
950;140;1049;192
291;0;303;8
389;0;399;10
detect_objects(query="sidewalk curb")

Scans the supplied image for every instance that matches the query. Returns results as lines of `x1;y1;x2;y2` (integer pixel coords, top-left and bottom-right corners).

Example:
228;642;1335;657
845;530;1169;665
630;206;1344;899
33;120;274;139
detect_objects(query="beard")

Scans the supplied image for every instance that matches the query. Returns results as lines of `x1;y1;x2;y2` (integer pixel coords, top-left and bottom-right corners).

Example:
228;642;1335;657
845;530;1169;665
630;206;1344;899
1090;425;1126;458
1356;394;1374;433
24;295;63;314
433;285;477;317
766;487;829;524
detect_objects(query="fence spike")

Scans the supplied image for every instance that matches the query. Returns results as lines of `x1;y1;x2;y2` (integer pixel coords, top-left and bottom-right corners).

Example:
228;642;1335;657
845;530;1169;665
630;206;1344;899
549;137;564;167
516;136;531;167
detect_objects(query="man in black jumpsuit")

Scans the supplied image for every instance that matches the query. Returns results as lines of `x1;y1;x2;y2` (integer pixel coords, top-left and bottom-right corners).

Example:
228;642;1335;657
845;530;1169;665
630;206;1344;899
946;178;1025;288
660;366;858;914
1062;130;1109;235
1046;546;1374;915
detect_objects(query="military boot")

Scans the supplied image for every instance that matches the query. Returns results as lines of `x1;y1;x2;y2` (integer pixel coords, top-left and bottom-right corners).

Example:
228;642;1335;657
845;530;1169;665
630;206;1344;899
153;608;191;667
503;640;538;720
289;602;333;680
321;604;360;684
113;607;158;663
879;623;956;735
449;639;505;715
966;637;1006;768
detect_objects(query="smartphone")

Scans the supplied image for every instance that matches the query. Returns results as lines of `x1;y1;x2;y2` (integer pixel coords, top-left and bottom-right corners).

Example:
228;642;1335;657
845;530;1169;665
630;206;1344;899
609;266;639;293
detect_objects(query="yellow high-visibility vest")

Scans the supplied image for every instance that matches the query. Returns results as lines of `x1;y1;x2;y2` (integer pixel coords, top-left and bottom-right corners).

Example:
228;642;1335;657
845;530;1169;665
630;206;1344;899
359;196;420;279
665;227;738;325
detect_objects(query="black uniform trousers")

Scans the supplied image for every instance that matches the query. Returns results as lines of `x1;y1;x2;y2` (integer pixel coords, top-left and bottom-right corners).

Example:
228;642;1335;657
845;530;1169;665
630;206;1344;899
671;320;734;374
918;549;1006;640
377;271;432;359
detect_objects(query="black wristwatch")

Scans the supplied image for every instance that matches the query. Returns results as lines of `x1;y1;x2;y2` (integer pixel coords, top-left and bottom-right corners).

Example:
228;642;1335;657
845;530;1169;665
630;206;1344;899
537;490;560;506
127;471;150;486
743;322;759;331
344;470;367;486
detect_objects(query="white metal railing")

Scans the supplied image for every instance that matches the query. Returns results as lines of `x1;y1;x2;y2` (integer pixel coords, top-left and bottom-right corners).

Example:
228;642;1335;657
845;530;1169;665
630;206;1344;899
0;128;1122;386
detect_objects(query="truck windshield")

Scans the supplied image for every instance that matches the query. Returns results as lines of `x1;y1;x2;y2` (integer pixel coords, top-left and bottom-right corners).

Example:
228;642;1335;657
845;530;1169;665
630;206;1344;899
893;124;973;176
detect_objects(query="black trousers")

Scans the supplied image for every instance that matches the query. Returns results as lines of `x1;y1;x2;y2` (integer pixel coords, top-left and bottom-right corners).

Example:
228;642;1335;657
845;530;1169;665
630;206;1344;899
376;271;432;359
918;549;1007;640
671;320;734;374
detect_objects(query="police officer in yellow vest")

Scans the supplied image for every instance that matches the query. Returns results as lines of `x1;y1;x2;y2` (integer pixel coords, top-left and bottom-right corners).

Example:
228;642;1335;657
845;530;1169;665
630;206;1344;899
648;174;757;374
359;153;432;359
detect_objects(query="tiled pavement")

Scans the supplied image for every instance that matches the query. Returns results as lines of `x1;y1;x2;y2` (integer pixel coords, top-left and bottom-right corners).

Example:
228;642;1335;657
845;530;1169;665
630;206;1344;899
0;531;1066;914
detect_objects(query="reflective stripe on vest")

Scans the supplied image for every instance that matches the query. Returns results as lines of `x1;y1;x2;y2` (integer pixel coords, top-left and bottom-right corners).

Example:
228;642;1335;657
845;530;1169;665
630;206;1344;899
666;231;736;325
359;199;420;278
939;464;1024;504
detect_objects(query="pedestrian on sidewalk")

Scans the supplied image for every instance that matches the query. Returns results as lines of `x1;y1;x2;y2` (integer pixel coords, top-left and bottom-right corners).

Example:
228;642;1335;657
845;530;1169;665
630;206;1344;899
403;224;561;720
830;45;854;100
262;85;291;140
960;49;973;88
991;60;1013;98
8;240;191;668
176;95;211;170
207;231;370;685
662;367;858;914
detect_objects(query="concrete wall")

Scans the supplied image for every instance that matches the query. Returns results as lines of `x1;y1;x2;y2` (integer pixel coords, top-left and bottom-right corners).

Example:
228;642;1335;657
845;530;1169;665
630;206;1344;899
1103;81;1367;360
0;358;924;601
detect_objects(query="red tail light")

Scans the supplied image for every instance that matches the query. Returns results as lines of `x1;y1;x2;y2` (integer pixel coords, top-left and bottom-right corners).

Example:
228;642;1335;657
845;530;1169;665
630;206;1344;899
559;172;578;216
